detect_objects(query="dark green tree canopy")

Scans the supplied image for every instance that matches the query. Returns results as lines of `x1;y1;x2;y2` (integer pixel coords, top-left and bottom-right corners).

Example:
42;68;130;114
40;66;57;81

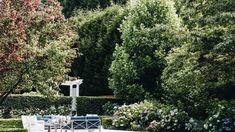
109;0;186;102
58;0;127;17
162;0;235;117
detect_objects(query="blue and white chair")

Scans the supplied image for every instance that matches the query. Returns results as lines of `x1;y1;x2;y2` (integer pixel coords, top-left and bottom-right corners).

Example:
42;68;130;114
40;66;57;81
71;116;86;130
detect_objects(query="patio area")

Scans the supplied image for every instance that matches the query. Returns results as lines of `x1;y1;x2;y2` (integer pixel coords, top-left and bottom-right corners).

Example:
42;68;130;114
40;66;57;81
22;115;133;132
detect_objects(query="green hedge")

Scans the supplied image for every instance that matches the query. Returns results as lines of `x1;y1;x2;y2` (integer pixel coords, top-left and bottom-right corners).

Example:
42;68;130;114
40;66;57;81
76;97;122;115
2;95;72;110
0;118;27;132
72;5;126;96
0;128;27;132
1;95;122;117
101;116;113;129
0;119;23;128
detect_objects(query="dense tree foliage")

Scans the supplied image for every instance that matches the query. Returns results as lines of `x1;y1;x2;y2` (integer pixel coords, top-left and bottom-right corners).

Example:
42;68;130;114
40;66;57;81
58;0;127;17
71;5;125;95
0;0;76;104
162;0;235;117
109;0;186;102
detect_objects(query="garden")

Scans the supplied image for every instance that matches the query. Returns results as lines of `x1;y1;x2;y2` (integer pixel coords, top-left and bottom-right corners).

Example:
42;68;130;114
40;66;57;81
0;0;235;132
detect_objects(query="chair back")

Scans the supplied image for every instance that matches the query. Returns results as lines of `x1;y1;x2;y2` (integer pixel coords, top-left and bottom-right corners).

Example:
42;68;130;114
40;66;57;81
71;116;86;129
86;115;101;129
60;115;101;130
21;115;29;129
36;115;43;120
21;115;44;132
42;115;52;130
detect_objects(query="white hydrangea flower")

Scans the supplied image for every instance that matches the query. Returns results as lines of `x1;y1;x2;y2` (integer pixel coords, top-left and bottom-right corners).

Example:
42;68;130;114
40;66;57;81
189;118;194;123
185;123;192;130
173;109;178;113
204;124;208;129
213;112;219;118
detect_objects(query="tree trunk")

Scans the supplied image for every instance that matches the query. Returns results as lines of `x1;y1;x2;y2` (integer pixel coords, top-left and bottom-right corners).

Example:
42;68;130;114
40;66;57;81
0;89;14;105
0;75;23;106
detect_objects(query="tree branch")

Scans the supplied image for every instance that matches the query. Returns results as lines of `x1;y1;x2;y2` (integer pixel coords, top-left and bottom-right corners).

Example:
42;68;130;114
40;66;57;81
0;73;24;106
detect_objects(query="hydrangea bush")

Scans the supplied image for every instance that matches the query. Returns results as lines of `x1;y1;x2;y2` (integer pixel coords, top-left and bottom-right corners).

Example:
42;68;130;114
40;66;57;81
203;100;235;132
112;100;193;131
102;101;120;116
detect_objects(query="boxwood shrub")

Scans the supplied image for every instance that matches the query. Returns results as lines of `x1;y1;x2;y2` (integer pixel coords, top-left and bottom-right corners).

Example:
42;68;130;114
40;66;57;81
101;116;113;129
0;118;23;128
0;118;27;132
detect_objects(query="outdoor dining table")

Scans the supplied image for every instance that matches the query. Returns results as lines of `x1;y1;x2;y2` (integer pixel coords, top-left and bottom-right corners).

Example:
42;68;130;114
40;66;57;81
46;115;68;132
47;122;60;132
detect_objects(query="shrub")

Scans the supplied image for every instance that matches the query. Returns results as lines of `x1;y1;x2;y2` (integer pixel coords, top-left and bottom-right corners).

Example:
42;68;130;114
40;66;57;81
0;95;72;118
0;118;27;132
0;128;27;132
0;119;23;128
7;105;71;118
1;95;72;110
203;100;235;131
112;101;193;131
102;101;120;116
162;0;235;118
101;116;113;129
76;96;123;115
0;95;122;118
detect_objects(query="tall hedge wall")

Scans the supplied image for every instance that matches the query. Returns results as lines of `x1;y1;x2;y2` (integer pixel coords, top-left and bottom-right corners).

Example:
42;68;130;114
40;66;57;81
76;96;121;115
71;5;126;96
0;95;122;117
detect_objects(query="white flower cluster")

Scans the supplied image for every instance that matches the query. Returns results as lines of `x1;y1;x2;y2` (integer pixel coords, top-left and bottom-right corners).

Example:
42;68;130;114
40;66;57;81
1;105;71;118
150;108;193;131
203;104;227;131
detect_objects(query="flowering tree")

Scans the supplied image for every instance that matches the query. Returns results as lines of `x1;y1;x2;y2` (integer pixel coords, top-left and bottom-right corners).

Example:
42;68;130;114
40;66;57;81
0;0;76;104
